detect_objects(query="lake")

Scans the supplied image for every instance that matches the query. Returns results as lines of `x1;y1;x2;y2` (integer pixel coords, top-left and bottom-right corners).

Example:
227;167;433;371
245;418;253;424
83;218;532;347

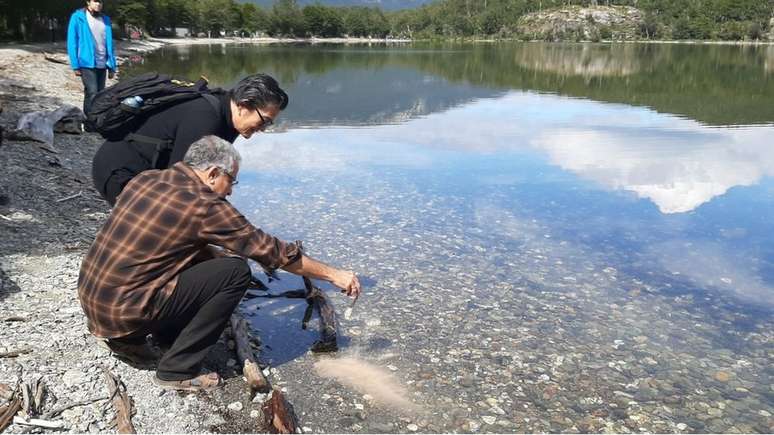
124;42;774;433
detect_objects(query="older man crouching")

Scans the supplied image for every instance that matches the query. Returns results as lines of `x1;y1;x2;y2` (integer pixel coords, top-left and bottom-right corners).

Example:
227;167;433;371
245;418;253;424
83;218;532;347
78;135;361;391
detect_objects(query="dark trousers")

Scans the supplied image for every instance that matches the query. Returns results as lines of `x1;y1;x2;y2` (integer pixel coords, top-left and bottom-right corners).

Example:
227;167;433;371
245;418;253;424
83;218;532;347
150;257;251;380
93;162;137;207
91;140;149;207
91;140;156;206
80;68;106;115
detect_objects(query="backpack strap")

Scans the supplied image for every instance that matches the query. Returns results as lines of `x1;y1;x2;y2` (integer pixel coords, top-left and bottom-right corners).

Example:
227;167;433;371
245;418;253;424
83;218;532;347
125;133;173;169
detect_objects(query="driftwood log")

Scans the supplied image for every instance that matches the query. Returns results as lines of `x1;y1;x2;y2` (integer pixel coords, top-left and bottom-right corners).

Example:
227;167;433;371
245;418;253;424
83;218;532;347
42;396;108;420
248;241;339;352
20;378;45;417
32;378;45;416
297;241;338;353
297;243;337;344
304;277;338;353
0;383;13;401
262;389;298;434
43;52;69;65
0;348;32;358
103;369;135;434
229;314;270;393
0;394;21;432
12;416;64;429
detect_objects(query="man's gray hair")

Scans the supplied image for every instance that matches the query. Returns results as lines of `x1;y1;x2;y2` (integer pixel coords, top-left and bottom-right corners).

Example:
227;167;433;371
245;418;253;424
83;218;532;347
183;135;241;173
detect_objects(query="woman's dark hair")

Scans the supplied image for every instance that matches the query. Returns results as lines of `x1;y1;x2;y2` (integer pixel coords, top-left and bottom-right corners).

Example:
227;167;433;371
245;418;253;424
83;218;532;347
229;73;289;111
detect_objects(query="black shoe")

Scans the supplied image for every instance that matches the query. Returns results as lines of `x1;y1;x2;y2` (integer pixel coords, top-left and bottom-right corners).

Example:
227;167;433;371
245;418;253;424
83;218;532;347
96;337;161;370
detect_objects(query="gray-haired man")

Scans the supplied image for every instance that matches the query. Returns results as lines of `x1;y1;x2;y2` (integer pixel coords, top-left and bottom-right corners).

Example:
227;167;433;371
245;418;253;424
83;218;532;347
78;135;361;391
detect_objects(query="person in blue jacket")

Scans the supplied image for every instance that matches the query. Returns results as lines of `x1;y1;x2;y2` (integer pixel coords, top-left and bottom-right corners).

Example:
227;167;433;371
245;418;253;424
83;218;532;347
67;0;117;117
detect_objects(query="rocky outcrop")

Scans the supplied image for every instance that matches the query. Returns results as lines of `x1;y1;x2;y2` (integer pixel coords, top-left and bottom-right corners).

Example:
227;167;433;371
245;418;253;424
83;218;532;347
514;43;642;77
517;6;644;42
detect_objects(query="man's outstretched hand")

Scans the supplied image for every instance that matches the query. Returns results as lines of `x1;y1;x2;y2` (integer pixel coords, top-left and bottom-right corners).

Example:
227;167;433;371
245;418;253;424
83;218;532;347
283;254;362;299
333;271;361;298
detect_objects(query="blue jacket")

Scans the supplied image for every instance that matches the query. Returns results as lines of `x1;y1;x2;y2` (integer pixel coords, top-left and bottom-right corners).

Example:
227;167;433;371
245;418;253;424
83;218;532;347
67;8;116;71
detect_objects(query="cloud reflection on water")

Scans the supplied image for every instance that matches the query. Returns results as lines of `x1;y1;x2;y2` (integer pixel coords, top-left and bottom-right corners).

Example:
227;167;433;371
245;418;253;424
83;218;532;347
648;240;774;308
239;92;774;214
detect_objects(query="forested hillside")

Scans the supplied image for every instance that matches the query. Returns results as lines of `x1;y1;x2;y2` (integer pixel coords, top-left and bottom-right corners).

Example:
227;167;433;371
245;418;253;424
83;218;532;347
391;0;773;40
242;0;432;11
1;0;771;41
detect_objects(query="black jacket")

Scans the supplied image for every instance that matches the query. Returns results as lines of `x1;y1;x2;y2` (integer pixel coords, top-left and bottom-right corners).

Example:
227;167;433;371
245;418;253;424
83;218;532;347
92;92;239;202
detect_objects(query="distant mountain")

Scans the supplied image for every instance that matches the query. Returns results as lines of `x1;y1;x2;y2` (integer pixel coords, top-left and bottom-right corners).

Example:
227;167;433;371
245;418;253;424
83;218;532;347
240;0;433;11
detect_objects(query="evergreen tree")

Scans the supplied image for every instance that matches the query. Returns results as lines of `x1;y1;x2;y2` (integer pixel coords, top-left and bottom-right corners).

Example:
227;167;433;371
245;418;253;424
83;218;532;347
1;0;772;41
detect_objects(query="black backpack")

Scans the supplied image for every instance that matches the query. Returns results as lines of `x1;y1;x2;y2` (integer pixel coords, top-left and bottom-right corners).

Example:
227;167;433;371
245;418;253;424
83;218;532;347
86;72;220;141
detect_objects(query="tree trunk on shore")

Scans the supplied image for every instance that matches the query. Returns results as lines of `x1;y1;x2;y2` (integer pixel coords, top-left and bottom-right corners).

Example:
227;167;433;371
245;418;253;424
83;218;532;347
229;314;270;393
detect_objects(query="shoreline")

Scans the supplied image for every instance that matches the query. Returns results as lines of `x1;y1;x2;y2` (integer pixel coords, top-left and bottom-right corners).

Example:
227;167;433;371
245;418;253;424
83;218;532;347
0;38;264;433
141;36;774;47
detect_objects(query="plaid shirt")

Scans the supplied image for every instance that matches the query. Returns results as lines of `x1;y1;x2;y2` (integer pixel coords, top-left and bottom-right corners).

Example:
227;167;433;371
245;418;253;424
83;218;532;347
78;162;300;338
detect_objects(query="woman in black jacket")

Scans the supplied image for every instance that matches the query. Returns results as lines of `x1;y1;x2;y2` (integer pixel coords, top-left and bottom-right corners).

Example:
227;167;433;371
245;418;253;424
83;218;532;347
92;73;287;206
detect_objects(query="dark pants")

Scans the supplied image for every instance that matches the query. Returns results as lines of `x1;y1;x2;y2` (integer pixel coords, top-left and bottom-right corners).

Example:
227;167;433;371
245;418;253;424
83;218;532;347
92;140;152;206
92;159;137;207
116;257;252;380
80;68;106;115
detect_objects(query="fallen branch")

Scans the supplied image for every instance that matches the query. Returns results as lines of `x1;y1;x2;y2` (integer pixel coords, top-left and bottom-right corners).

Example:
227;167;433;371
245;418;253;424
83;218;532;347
12;416;64;429
2;316;26;322
0;383;13;401
297;241;338;353
103;369;135;434
262;389;298;434
32;378;45;416
21;382;30;416
0;79;35;90
251;289;307;299
56;190;83;203
42;396;108;419
20;377;45;417
0;93;35;102
0;395;21;432
229;314;270;393
43;53;69;65
0;348;32;358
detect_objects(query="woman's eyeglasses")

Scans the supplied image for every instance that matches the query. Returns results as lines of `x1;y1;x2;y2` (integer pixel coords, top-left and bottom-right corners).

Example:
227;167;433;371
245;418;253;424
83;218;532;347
256;110;274;131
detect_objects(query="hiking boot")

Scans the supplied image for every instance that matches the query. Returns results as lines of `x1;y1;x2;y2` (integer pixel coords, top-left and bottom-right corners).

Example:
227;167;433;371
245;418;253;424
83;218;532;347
96;337;161;370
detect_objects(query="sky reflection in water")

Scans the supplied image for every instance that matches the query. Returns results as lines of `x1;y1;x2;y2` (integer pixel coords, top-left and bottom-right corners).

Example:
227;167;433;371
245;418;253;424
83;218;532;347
234;91;774;309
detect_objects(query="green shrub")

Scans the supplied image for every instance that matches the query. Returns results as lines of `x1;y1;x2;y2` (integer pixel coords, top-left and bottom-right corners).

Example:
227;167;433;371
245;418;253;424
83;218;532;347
673;17;711;40
639;13;659;39
599;25;612;40
716;21;746;40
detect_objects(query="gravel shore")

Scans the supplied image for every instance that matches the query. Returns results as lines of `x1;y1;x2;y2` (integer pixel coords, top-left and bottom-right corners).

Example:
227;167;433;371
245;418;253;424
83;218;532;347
0;39;264;433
